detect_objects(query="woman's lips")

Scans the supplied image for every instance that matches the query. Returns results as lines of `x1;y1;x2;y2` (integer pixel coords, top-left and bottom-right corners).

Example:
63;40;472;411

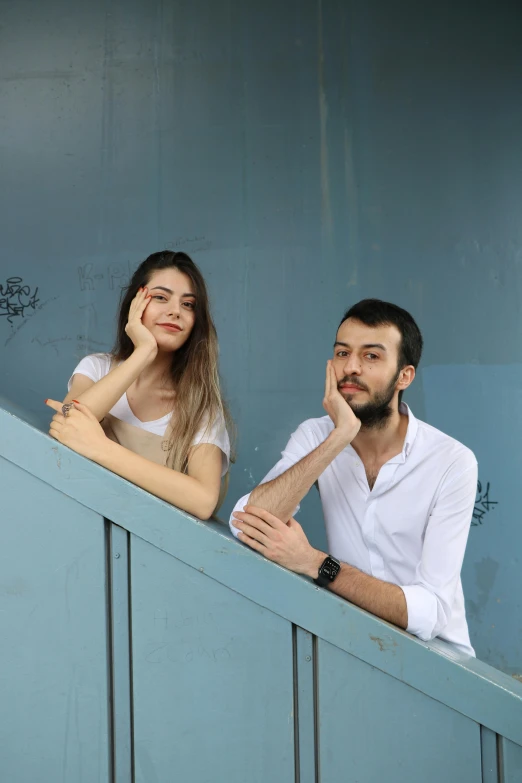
157;323;182;332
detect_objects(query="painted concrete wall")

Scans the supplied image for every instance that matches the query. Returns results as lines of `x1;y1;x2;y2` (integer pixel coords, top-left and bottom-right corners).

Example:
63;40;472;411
1;0;521;674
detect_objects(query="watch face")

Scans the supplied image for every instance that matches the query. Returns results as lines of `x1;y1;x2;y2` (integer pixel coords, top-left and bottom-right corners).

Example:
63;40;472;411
321;557;340;580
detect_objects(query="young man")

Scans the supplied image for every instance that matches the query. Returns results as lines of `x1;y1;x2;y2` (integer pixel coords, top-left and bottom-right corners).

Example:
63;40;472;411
230;299;477;655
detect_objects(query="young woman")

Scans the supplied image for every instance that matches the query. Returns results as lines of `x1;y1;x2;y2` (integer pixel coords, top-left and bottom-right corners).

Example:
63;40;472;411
45;250;232;520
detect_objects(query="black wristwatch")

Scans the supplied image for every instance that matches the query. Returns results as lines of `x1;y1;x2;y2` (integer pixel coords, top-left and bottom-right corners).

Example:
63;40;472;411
314;555;341;587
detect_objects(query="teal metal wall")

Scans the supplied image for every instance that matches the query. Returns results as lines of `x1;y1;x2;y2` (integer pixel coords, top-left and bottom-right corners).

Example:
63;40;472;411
2;403;522;782
1;0;521;677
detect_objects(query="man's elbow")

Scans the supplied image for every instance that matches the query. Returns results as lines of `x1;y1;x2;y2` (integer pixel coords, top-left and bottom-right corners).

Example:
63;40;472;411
411;605;450;643
402;584;449;642
414;627;438;643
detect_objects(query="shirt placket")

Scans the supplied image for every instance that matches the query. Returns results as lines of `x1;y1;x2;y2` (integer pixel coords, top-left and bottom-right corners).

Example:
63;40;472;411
363;461;401;580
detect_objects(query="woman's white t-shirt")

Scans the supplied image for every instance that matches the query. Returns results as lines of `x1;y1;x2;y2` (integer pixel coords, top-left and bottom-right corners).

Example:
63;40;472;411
68;353;230;475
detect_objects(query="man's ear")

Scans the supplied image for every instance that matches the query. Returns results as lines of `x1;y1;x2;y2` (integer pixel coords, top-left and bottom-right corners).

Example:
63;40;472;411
397;365;415;393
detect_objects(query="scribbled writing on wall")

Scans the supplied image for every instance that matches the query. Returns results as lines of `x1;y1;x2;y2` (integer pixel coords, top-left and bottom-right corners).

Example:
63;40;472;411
472;481;498;527
77;240;211;292
165;236;211;253
4;295;58;348
0;277;39;324
78;262;132;291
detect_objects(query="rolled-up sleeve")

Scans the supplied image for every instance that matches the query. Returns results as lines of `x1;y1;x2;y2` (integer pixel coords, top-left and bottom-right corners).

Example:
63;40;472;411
401;457;478;641
229;423;318;537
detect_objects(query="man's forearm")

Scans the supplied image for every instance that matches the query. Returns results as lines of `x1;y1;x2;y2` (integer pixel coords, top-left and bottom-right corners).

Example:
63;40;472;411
249;429;351;522
308;556;408;630
71;347;155;421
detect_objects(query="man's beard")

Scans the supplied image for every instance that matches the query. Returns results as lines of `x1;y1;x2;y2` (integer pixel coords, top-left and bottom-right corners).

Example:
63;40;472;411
339;370;400;430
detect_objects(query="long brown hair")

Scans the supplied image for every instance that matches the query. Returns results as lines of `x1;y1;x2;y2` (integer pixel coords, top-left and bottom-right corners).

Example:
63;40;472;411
113;251;234;482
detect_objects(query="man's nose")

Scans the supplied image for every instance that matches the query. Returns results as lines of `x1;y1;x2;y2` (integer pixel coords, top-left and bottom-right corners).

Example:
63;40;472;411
342;355;362;376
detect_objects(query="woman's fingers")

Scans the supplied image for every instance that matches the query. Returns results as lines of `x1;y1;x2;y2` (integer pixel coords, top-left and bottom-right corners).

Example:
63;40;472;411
71;400;98;421
129;287;146;312
129;288;151;321
45;399;62;413
49;423;63;439
138;293;152;316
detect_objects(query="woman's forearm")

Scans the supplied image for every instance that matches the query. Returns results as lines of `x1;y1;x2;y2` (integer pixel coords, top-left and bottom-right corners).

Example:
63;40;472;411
93;439;220;520
68;347;156;421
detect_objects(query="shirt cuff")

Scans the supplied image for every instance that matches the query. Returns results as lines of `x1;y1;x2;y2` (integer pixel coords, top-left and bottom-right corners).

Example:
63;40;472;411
229;495;301;538
401;584;439;642
229;493;252;537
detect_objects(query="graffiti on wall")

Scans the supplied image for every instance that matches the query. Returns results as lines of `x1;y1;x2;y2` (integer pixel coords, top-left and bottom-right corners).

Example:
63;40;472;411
77;240;210;292
0;277;40;324
78;262;132;291
472;480;498;527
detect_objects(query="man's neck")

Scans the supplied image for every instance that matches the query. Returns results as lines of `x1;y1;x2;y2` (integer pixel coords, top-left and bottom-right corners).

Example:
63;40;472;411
351;404;408;461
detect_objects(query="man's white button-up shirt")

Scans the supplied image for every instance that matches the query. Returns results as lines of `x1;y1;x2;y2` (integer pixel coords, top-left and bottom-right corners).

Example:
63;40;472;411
230;404;477;656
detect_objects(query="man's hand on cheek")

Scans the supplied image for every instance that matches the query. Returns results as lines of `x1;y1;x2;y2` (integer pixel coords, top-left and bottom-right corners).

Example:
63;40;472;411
233;505;324;579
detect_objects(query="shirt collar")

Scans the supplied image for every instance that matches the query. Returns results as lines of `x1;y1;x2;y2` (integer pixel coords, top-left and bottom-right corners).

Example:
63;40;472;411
399;402;418;459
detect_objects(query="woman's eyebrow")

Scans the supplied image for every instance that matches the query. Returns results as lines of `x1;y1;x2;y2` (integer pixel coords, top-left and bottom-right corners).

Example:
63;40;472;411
150;286;173;294
149;286;195;298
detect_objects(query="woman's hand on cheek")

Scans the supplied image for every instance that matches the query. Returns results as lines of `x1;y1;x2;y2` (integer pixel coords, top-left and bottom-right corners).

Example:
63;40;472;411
45;399;109;462
125;287;158;358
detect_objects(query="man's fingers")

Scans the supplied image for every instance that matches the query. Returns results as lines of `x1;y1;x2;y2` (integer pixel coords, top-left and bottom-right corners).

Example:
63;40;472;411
329;362;340;397
325;360;331;397
237;531;269;555
234;511;278;538
235;522;270;546
243;505;287;530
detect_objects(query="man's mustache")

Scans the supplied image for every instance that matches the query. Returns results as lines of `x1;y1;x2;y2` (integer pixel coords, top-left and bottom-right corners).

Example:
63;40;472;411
338;376;369;393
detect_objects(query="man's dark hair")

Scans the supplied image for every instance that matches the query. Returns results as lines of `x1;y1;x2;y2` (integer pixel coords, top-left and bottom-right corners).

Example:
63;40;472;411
339;299;423;403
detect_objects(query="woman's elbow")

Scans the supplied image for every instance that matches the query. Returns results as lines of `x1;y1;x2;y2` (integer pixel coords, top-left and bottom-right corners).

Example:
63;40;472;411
192;491;220;521
194;504;216;521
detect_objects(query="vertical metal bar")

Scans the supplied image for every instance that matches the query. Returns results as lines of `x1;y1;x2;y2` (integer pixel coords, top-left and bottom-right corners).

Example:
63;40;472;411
108;522;133;783
313;634;320;783
498;736;522;783
481;726;499;783
294;626;317;783
292;625;300;783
